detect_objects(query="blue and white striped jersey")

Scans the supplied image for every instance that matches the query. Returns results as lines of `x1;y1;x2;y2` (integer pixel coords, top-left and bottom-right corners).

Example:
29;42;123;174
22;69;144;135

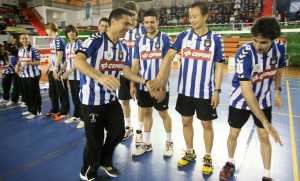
0;54;14;74
134;31;172;92
65;39;82;80
229;40;286;110
172;29;225;99
78;32;130;106
50;35;66;72
122;23;146;68
18;46;40;78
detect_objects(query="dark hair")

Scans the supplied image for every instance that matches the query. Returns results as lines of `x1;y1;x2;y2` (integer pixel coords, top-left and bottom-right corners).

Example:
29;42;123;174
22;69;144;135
251;16;281;40
109;8;132;26
144;10;158;20
99;17;109;25
124;1;138;12
19;33;32;51
65;24;78;38
10;33;21;49
190;2;209;16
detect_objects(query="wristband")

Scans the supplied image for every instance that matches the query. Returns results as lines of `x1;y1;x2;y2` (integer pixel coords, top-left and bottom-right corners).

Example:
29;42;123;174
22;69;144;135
130;85;135;88
215;89;221;93
275;87;282;91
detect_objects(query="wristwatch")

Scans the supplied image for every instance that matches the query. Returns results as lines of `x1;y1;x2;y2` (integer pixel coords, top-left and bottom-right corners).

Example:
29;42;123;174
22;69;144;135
215;89;221;93
275;87;282;91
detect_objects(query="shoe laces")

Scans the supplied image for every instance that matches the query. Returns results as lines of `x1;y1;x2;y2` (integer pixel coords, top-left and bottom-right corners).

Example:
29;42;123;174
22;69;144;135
203;156;212;167
223;162;234;173
180;149;193;160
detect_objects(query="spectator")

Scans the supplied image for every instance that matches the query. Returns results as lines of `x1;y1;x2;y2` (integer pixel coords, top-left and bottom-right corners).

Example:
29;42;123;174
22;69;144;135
217;12;224;24
230;14;235;23
167;16;172;25
254;12;260;19
245;19;251;27
171;16;178;24
166;7;171;16
248;12;254;22
178;16;184;24
296;7;300;21
182;16;188;24
224;14;230;24
282;10;289;22
6;18;14;26
274;10;281;22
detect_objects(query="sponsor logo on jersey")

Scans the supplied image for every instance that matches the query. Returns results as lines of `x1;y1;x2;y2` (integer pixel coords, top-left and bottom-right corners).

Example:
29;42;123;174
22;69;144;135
135;33;141;39
73;46;78;52
270;56;278;67
251;68;278;84
155;42;161;49
141;50;162;60
118;51;124;60
182;48;212;61
51;49;56;54
123;40;136;48
204;39;212;49
67;53;76;60
19;57;32;62
99;60;125;71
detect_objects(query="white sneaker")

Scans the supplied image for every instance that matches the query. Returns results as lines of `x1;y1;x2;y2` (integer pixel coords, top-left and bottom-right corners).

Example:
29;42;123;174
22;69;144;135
64;117;78;123
79;172;87;180
21;103;27;108
132;143;152;156
37;112;42;116
135;132;143;145
76;121;85;129
26;114;37;119
22;111;31;115
6;101;17;106
0;98;7;103
163;141;174;157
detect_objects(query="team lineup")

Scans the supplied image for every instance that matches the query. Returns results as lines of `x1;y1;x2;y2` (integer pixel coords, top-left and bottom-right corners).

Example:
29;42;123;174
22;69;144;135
0;1;286;181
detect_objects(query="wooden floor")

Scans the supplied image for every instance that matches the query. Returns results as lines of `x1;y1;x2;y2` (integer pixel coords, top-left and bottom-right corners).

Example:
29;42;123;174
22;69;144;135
0;65;299;181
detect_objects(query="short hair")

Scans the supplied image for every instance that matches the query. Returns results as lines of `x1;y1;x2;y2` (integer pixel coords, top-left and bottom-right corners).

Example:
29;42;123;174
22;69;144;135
65;24;78;38
124;1;138;12
251;16;281;40
109;8;132;26
99;17;109;25
144;10;158;20
45;22;61;32
190;2;209;16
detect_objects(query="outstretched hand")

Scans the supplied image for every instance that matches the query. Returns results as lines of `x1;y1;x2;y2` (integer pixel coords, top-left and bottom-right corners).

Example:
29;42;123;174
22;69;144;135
97;74;121;91
153;87;166;103
263;122;283;146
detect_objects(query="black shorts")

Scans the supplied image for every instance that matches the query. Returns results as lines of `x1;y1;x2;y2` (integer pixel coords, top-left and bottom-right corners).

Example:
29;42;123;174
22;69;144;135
228;106;272;129
175;94;218;121
137;90;169;111
118;75;140;100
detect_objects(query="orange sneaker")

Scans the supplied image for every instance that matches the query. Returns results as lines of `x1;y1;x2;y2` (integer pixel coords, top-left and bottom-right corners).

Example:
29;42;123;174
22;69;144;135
54;114;69;120
45;112;59;117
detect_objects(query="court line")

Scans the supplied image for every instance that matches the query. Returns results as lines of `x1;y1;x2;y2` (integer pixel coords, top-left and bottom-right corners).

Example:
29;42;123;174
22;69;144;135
287;80;299;181
0;139;86;181
0;93;49;106
0;98;50;111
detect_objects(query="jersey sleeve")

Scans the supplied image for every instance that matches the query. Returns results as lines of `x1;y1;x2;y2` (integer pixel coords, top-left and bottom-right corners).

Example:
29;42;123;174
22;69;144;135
124;45;130;66
31;47;41;61
171;31;186;52
56;37;65;51
162;35;172;57
133;37;141;59
78;37;103;59
235;46;253;81
278;44;286;68
214;33;225;62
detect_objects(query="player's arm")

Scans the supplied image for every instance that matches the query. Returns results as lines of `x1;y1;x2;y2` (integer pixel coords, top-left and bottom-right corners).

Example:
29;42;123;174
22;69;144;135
23;60;40;66
73;52;120;91
53;51;63;72
123;65;147;85
130;58;140;85
240;80;283;146
211;62;223;109
274;68;283;109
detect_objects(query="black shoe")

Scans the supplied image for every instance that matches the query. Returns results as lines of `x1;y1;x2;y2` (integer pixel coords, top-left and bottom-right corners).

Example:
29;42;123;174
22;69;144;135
100;165;119;177
220;162;235;180
88;175;102;181
262;176;272;181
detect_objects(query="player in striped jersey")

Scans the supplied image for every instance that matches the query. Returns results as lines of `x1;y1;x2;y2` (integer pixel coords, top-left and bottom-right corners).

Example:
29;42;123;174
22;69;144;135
44;22;70;120
98;17;109;33
74;8;152;180
15;33;42;119
61;25;85;128
119;1;147;143
131;10;173;157
150;2;224;174
220;17;284;181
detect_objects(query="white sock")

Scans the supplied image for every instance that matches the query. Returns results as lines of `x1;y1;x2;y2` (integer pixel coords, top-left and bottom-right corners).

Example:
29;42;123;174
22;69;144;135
125;118;131;127
205;153;211;156
137;121;144;131
264;169;271;178
228;157;235;165
166;132;172;142
187;148;194;154
144;132;151;144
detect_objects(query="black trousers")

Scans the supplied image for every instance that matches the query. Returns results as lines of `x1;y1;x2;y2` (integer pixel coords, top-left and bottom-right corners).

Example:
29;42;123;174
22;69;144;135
81;100;125;179
22;76;41;115
48;71;70;115
20;77;28;105
2;73;13;101
69;80;83;120
11;73;20;103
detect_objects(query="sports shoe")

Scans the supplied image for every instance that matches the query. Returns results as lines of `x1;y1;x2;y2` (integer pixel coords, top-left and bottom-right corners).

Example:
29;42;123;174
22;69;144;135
45;112;59;117
202;155;213;175
262;177;273;181
20;103;27;108
22;111;31;115
135;131;143;145
0;98;8;103
26;114;37;119
123;126;133;140
64;117;79;123
37;112;42;116
178;149;197;167
87;174;102;181
54;114;69;120
6;101;17;106
77;121;85;129
99;165;119;177
220;162;235;180
163;141;173;157
132;143;153;156
79;172;87;180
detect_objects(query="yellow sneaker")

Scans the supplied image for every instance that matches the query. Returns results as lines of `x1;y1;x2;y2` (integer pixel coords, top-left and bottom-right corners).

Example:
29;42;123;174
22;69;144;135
178;149;197;167
202;155;213;175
